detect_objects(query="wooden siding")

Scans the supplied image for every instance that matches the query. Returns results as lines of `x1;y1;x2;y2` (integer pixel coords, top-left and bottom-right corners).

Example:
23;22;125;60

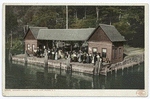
88;27;111;42
25;40;38;52
88;27;124;63
88;41;112;62
25;29;36;40
111;42;124;63
24;29;37;52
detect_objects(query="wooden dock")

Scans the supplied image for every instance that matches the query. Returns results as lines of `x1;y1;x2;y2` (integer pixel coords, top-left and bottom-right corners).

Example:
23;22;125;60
101;53;144;76
11;53;144;76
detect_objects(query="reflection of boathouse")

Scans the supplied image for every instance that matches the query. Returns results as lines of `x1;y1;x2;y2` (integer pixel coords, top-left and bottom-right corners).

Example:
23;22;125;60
24;24;126;63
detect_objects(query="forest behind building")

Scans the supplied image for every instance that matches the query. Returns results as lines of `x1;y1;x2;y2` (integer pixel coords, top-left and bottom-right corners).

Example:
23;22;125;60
5;6;144;54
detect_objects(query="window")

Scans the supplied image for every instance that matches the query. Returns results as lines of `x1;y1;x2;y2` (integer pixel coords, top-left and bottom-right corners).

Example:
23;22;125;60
102;48;107;58
114;48;117;59
119;48;121;57
27;44;30;50
92;47;97;54
32;44;35;52
93;47;97;52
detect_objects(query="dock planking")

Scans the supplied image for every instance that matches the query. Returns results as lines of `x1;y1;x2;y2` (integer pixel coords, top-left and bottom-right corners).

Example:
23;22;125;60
11;53;144;76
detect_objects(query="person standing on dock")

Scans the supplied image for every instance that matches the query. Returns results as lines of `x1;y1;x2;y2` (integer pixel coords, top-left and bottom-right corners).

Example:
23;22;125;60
44;49;48;65
78;52;82;63
52;50;55;60
92;54;95;64
83;52;86;63
66;54;71;69
94;53;100;75
55;52;58;60
97;53;100;62
81;51;83;62
48;49;50;59
98;54;102;74
43;49;47;57
74;52;77;62
86;53;90;63
89;53;92;63
94;54;97;65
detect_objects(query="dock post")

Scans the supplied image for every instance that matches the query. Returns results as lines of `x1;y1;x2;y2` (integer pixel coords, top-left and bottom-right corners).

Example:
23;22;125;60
132;64;133;72
111;70;112;75
98;59;102;75
115;67;117;74
9;49;12;62
66;55;71;71
25;51;27;64
60;63;61;69
122;64;124;70
115;67;117;78
138;65;140;71
44;49;48;66
71;64;72;72
105;67;107;76
121;63;124;75
122;70;124;75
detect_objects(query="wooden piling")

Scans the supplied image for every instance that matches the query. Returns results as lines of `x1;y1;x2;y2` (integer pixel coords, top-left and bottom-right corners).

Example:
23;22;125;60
138;66;140;71
60;63;61;69
115;67;117;74
105;67;107;76
122;70;124;75
66;55;71;71
44;49;48;66
71;64;72;72
122;64;124;70
9;49;12;61
25;51;27;63
131;64;134;72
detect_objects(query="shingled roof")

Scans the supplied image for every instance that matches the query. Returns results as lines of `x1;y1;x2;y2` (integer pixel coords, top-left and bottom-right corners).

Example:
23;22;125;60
99;24;126;42
29;27;48;39
25;24;125;42
37;28;95;41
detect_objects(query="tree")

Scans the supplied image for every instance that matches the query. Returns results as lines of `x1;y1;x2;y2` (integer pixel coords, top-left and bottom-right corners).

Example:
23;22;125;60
6;10;18;35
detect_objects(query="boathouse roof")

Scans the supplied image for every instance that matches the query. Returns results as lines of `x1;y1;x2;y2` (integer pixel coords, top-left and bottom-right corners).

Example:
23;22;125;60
98;24;126;42
37;28;95;41
29;27;48;39
24;24;125;42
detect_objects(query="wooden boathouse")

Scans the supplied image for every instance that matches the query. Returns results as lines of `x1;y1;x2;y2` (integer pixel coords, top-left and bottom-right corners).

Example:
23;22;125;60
24;24;126;63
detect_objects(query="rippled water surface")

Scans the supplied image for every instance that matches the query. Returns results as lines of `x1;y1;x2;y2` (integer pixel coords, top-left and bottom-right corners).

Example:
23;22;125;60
5;58;144;89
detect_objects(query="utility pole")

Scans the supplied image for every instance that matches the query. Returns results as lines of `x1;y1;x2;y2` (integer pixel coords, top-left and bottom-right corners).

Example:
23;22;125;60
96;7;99;26
11;31;12;48
109;17;111;25
84;7;86;19
75;9;78;23
66;5;68;29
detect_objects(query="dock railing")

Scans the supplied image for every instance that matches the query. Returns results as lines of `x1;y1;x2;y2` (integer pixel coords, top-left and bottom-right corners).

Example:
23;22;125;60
110;53;144;70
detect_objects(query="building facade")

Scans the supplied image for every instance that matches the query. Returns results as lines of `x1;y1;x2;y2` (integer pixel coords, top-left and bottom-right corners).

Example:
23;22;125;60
87;25;125;63
24;24;125;63
24;27;48;53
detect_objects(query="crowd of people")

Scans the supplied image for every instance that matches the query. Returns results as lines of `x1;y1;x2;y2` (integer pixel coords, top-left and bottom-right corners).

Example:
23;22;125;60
34;47;103;65
32;47;103;74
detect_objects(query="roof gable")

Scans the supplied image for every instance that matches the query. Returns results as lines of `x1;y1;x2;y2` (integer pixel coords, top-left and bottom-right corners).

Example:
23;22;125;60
87;26;111;42
24;29;36;40
30;27;48;39
37;28;95;41
99;24;126;42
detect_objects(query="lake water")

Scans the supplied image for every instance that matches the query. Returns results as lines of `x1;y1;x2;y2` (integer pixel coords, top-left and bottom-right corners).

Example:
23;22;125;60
5;58;144;89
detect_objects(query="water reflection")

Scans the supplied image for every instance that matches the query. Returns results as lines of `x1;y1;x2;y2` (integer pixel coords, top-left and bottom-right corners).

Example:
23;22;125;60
6;60;144;89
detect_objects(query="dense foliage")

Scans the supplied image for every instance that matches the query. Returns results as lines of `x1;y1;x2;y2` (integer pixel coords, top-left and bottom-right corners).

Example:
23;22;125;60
6;6;144;52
